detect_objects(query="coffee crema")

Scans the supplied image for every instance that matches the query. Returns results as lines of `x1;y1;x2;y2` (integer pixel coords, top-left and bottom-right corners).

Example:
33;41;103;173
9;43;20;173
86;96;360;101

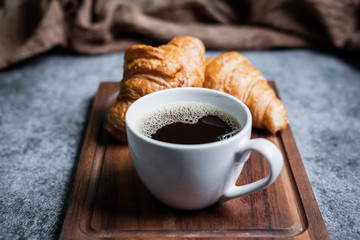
137;103;241;144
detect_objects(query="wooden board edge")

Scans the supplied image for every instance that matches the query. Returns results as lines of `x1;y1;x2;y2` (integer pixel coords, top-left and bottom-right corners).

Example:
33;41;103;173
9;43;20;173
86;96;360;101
269;80;329;239
59;82;119;239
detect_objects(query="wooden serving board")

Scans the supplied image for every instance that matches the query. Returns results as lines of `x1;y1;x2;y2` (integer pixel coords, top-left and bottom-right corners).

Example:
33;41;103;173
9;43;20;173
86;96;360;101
60;82;329;239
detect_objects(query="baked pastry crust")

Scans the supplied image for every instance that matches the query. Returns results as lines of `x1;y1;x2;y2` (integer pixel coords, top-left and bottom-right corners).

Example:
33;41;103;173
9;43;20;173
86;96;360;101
204;51;288;132
105;36;206;141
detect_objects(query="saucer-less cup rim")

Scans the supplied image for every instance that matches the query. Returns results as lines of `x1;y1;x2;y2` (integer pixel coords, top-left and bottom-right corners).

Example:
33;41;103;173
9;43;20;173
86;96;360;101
125;87;252;149
125;87;283;210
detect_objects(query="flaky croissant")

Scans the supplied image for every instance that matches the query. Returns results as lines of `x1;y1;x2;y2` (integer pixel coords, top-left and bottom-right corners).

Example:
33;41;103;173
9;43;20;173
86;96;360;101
105;36;206;141
204;52;288;132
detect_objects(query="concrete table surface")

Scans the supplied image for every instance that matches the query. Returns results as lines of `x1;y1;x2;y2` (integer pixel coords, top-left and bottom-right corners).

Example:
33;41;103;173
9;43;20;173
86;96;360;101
0;49;359;239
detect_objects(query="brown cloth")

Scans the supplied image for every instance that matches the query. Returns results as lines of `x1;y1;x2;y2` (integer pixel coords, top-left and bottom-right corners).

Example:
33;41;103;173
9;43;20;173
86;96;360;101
1;0;359;70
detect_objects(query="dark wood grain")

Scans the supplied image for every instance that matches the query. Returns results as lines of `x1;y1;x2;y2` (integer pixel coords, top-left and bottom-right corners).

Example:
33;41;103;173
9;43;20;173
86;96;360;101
60;82;329;239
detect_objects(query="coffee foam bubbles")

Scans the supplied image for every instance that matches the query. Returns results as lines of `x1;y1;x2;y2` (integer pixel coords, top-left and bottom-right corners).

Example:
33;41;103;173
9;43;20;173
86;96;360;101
137;102;241;137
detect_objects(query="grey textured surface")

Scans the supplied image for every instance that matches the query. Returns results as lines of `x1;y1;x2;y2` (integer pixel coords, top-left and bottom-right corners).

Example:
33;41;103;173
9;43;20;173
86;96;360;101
0;49;359;239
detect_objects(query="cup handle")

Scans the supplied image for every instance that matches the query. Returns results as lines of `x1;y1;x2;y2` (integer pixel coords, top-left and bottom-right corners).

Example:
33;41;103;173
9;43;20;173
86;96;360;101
220;138;284;202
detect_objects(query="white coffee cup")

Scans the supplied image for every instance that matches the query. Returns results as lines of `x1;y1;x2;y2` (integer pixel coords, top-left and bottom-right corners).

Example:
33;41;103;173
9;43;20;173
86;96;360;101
125;87;283;210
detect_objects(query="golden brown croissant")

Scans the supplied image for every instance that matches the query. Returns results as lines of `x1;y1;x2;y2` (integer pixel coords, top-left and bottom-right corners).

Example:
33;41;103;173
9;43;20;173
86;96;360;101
105;36;206;141
204;51;288;132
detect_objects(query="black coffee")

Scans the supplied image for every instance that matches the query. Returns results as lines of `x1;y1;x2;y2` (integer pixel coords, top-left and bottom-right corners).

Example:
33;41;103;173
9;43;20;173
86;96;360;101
137;103;241;144
151;115;233;144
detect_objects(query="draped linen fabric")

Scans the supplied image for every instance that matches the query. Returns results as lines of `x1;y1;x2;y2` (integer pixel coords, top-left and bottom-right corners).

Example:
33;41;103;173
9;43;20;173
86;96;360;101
0;0;359;69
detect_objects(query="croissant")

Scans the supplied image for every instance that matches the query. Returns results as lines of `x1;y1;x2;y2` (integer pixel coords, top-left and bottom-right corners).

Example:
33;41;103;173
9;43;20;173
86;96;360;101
204;51;288;132
105;36;206;141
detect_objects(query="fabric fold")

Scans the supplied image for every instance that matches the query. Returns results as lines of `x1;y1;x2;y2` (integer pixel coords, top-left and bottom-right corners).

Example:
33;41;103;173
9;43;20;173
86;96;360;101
0;0;359;70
